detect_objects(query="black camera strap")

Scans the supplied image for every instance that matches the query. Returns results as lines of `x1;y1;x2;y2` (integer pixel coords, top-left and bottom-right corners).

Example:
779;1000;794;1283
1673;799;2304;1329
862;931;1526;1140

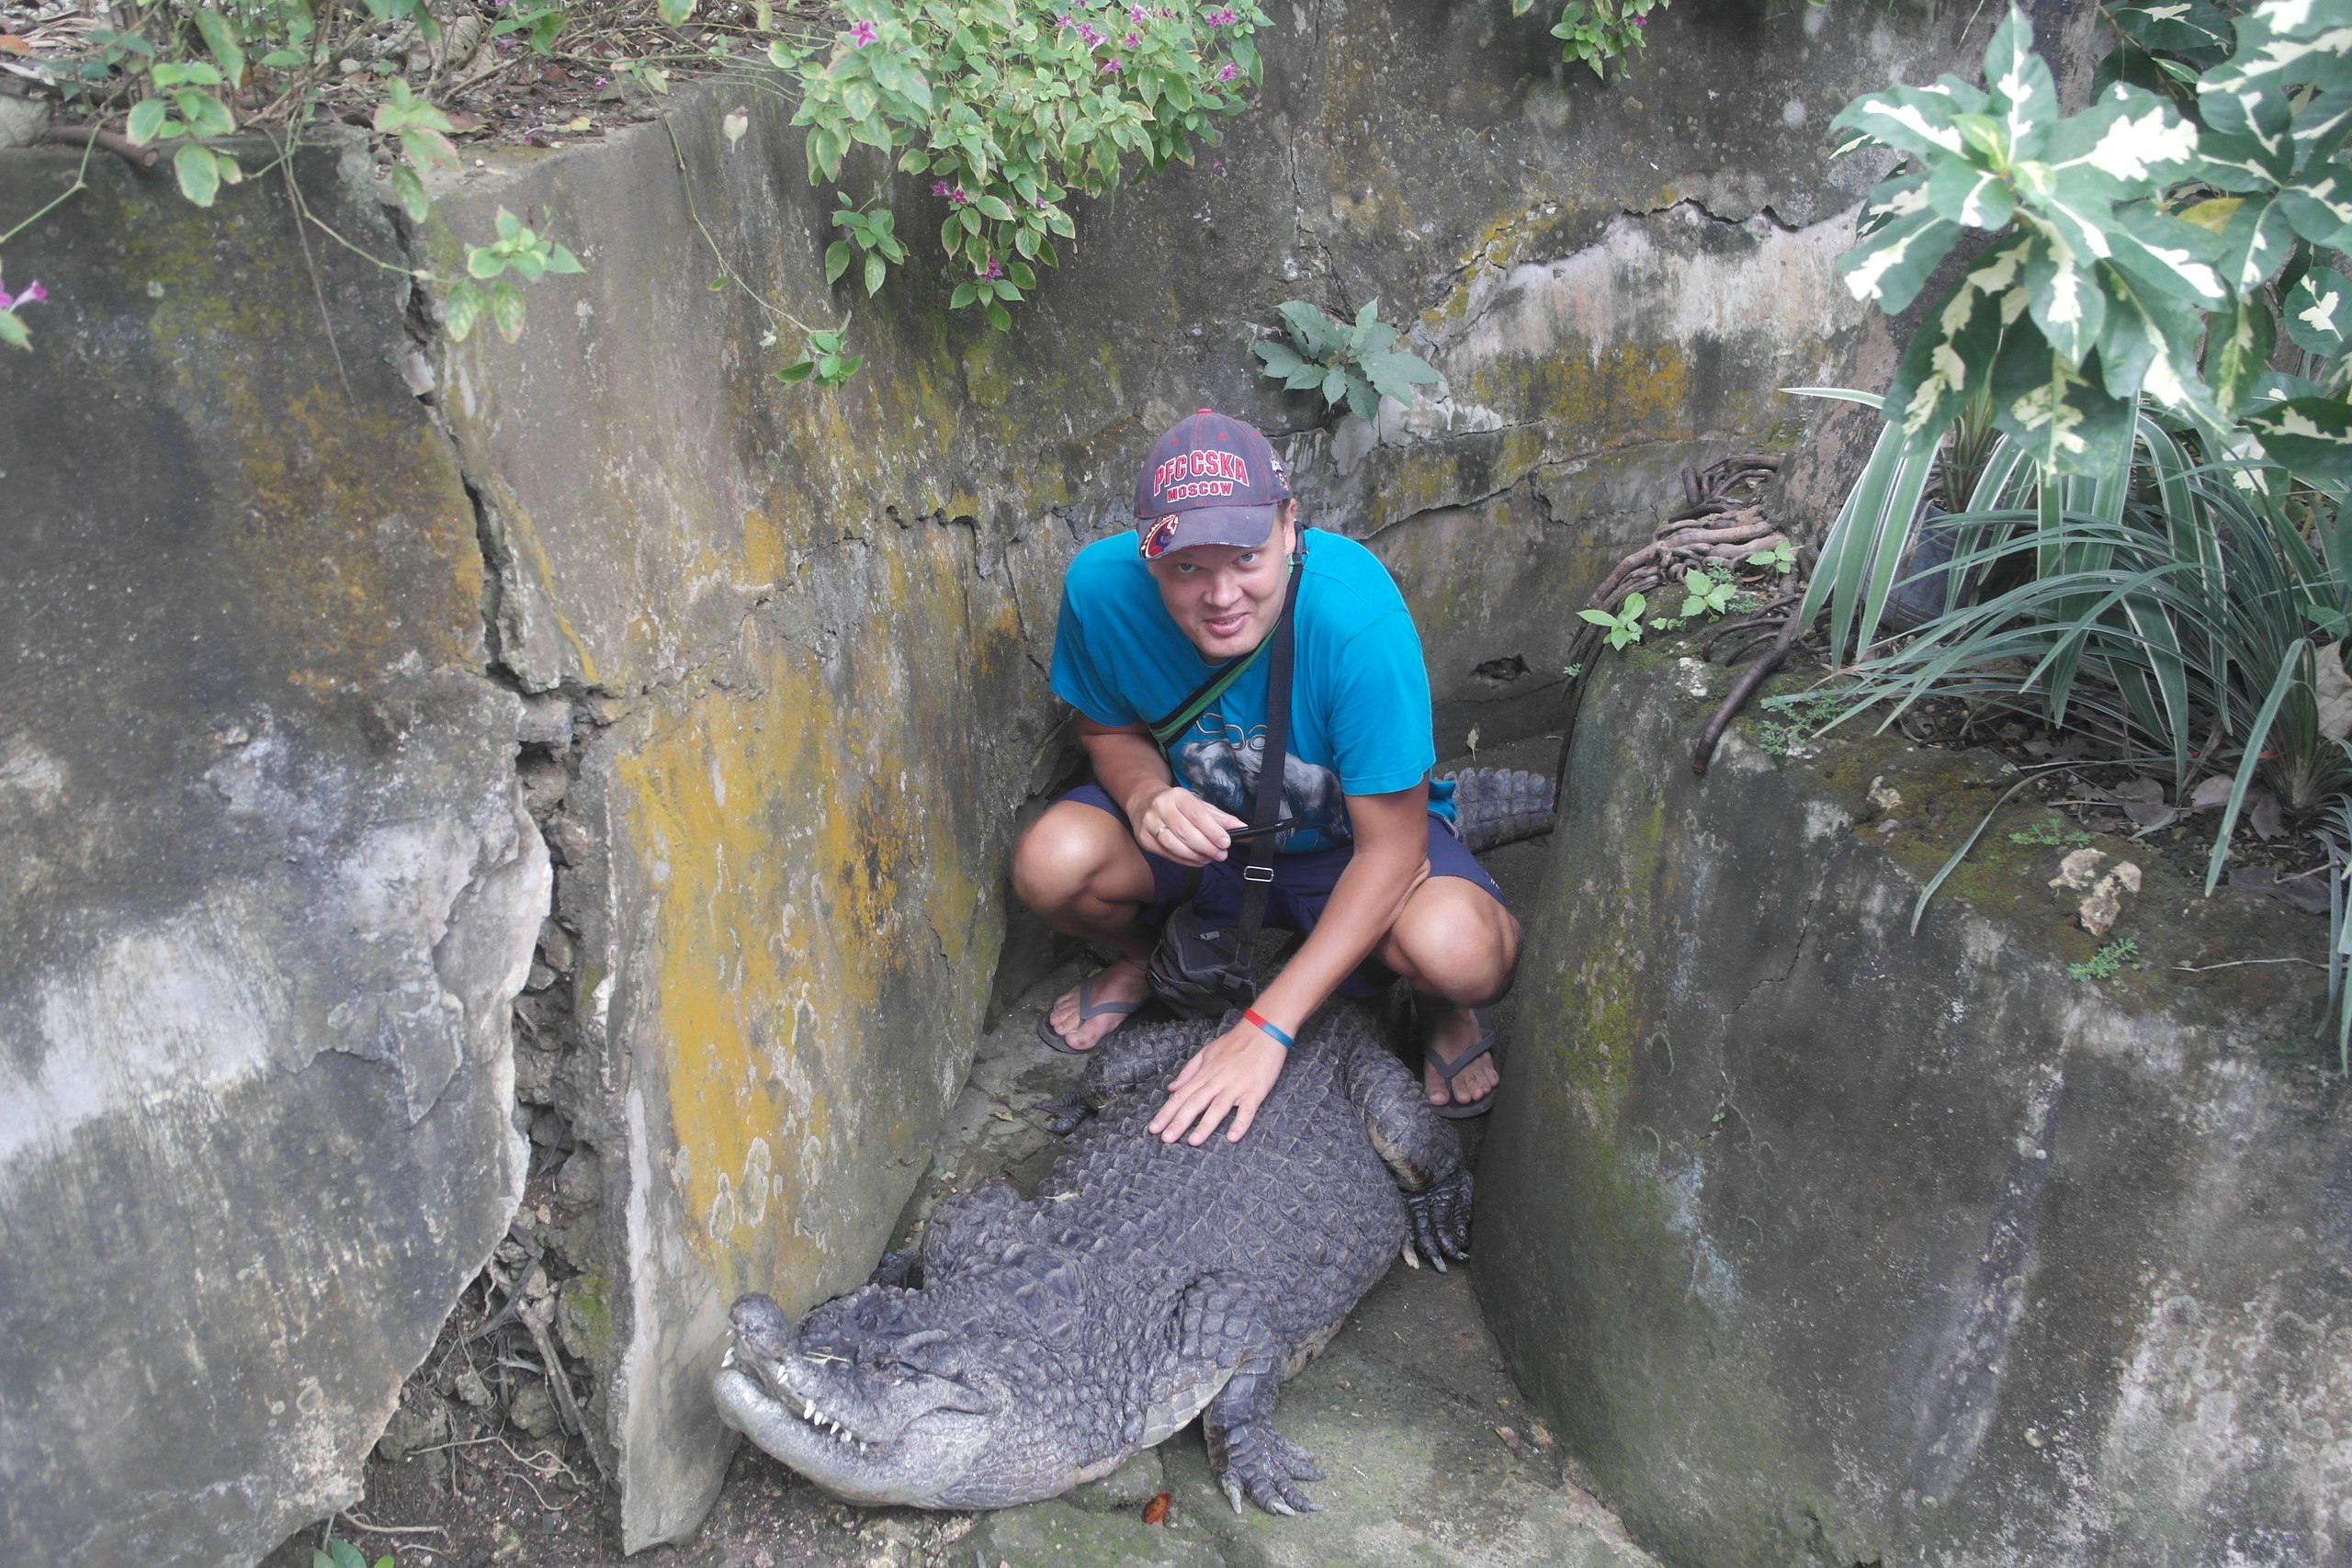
1229;561;1301;1000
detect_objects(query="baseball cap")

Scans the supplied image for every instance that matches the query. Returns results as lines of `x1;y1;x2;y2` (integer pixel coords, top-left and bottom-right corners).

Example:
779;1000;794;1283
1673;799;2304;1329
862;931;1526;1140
1133;408;1294;560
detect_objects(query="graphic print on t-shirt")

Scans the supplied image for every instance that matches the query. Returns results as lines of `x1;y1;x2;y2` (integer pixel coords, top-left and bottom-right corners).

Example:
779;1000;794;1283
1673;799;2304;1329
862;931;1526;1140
1173;712;1351;850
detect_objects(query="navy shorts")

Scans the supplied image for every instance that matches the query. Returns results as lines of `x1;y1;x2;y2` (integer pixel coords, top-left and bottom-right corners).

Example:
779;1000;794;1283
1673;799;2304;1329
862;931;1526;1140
1057;784;1509;998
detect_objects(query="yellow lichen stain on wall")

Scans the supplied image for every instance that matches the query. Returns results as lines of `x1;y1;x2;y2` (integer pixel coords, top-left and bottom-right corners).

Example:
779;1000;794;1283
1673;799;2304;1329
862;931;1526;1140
610;523;999;1311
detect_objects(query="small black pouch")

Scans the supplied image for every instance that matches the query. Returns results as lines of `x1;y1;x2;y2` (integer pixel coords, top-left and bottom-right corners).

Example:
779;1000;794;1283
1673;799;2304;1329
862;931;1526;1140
1144;562;1302;1019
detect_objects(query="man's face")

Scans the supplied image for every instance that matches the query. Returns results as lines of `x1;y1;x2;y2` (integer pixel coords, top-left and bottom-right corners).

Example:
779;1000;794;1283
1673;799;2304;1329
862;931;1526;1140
1148;509;1297;660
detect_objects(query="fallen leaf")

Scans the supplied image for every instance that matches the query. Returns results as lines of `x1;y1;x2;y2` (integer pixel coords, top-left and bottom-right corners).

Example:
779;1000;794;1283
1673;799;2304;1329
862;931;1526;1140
2320;641;2352;740
723;107;748;149
2248;788;2283;840
0;34;31;54
446;109;486;133
1494;1425;1519;1444
2108;775;2165;804
2189;775;2233;810
2230;863;2333;917
563;114;592;131
989;1110;1017;1122
2122;799;2178;830
1529;1421;1555;1448
1142;1491;1171;1525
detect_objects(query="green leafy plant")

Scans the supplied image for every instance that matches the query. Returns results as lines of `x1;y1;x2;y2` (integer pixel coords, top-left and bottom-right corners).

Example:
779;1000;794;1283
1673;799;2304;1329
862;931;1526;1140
2068;937;2140;981
1646;614;1685;631
372;77;460;225
1678;567;1736;618
1253;299;1441;423
2009;815;2095;849
312;1537;391;1568
777;0;1268;330
1510;0;1667;76
828;205;909;299
1752;688;1849;756
1747;538;1796;575
446;209;586;344
1579;591;1647;650
777;322;865;388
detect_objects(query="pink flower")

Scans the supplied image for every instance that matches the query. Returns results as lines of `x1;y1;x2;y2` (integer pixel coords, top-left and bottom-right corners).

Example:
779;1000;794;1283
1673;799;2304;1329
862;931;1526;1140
932;179;952;197
0;277;45;310
1057;11;1073;24
1204;6;1236;24
1100;55;1121;71
1034;195;1048;207
1077;21;1102;44
848;17;877;46
950;186;970;204
1123;31;1140;46
981;257;1003;279
1630;13;1645;23
1129;4;1148;21
1216;61;1237;80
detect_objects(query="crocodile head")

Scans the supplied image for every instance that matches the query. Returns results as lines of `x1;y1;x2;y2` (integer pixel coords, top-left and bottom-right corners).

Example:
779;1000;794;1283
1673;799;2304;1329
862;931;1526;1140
712;1287;1004;1507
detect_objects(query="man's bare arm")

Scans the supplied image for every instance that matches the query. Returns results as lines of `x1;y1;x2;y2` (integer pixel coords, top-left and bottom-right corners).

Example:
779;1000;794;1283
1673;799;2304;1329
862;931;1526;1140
1147;784;1430;1145
1079;717;1245;866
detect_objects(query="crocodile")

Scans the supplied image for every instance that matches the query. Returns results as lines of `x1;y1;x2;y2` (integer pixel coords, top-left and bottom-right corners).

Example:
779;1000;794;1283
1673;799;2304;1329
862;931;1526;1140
1442;765;1556;852
712;1006;1473;1517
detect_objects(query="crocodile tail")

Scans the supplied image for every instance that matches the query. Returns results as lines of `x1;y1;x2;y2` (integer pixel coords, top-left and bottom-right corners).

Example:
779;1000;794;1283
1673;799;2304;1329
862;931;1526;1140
1442;767;1557;852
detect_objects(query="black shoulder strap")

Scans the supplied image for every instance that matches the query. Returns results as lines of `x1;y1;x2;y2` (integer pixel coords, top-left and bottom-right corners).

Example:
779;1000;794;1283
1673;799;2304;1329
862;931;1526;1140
1231;563;1302;1000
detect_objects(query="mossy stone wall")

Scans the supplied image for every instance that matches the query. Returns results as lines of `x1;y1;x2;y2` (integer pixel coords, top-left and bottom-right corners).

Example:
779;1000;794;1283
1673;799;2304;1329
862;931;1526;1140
1477;649;2345;1568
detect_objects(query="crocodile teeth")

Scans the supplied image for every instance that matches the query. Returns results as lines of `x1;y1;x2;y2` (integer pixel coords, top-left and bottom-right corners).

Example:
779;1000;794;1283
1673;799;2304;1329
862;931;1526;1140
803;1398;816;1421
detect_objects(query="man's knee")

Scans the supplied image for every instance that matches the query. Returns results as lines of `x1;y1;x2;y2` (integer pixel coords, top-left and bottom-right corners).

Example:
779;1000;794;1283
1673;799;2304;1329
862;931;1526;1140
1012;803;1129;914
1386;880;1520;1001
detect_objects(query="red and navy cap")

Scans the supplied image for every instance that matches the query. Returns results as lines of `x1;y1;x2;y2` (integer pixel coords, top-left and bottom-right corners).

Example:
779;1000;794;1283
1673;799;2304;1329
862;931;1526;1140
1133;408;1294;560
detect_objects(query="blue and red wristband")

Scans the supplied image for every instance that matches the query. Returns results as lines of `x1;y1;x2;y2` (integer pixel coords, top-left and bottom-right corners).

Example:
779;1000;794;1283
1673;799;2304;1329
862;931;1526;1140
1242;1008;1294;1049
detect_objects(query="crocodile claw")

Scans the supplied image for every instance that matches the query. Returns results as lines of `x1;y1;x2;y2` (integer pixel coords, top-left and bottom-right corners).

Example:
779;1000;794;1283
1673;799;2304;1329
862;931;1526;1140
1213;1422;1324;1516
1404;1168;1474;1267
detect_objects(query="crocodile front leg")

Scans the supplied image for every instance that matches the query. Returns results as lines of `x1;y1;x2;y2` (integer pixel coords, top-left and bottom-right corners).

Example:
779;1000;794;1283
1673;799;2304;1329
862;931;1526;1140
1180;1280;1324;1516
1339;1033;1473;1266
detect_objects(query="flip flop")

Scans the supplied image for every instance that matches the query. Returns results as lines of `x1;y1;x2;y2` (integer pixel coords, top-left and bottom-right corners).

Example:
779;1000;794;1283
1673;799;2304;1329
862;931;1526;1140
1036;969;1143;1055
1424;1006;1498;1120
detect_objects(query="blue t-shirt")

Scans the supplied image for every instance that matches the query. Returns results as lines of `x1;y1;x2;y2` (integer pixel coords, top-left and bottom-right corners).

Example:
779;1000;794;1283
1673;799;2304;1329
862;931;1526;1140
1049;528;1453;854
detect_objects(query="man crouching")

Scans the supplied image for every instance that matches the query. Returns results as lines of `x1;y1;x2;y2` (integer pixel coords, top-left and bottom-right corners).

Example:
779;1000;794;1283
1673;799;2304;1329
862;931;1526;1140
1012;408;1520;1143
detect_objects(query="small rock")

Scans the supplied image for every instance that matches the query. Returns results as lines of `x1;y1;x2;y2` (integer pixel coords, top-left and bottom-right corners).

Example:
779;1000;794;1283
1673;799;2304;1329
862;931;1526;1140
1495;1425;1519;1445
529;1107;568;1147
376;1397;449;1461
526;962;558;993
508;1379;560;1438
454;1369;492;1407
492;1523;526;1560
518;755;569;817
555;1149;602;1207
2049;848;2108;891
1867;774;1903;815
543;816;593;866
518;694;572;747
1529;1421;1555;1448
537;919;577;973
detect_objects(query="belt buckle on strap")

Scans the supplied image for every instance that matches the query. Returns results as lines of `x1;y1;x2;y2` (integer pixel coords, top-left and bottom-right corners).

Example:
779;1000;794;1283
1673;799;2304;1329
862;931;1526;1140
1241;863;1275;885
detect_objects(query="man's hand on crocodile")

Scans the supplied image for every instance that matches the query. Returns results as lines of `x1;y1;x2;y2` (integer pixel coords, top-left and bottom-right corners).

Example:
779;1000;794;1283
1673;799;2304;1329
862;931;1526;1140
1148;1021;1287;1145
1131;784;1246;868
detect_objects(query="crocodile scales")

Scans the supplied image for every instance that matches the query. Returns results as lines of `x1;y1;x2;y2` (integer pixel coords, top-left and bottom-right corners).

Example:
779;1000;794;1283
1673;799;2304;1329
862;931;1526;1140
712;1007;1473;1516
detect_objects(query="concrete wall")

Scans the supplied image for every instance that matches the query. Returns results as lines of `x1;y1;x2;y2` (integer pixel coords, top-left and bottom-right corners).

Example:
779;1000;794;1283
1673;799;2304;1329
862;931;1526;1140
0;1;2040;1559
1477;649;2346;1568
0;143;547;1562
